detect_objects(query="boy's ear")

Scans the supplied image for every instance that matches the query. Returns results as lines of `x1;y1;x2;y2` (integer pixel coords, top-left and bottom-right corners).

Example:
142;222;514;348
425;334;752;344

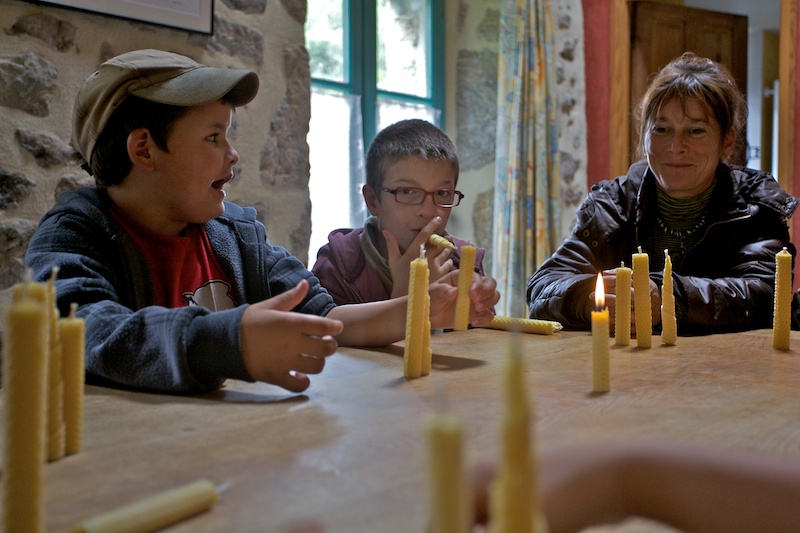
363;184;380;216
127;127;156;172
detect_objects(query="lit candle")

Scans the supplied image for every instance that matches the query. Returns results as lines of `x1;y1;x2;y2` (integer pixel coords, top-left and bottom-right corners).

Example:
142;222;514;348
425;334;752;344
773;247;792;350
453;245;477;331
614;262;631;346
68;479;218;533
484;315;562;335
404;245;430;379
489;337;545;532
632;247;652;349
3;281;50;533
424;396;468;533
60;302;85;455
661;250;677;345
592;273;610;393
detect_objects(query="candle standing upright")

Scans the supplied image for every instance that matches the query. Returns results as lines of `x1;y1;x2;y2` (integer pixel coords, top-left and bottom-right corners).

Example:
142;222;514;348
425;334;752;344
773;247;792;350
632;247;652;348
591;273;610;393
404;245;431;379
453;245;476;331
615;262;631;346
60;302;85;455
3;282;50;533
661;250;677;346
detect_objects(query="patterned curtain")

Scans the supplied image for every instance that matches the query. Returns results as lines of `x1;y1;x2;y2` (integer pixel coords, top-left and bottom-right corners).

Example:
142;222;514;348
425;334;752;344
492;0;561;317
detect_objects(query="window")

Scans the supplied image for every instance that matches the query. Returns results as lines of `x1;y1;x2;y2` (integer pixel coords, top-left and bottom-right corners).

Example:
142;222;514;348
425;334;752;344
305;0;444;266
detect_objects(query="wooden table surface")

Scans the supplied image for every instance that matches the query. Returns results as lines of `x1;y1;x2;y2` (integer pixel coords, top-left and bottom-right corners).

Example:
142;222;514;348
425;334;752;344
18;328;800;532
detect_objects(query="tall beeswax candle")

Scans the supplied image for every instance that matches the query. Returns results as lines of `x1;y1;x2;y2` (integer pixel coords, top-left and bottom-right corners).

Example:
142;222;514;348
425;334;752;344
632;248;652;349
404;246;430;379
489;337;545;533
69;479;218;533
61;302;85;455
773;247;792;350
661;250;677;346
3;283;50;533
425;406;468;533
592;274;610;393
615;262;631;346
453;245;476;331
47;268;66;461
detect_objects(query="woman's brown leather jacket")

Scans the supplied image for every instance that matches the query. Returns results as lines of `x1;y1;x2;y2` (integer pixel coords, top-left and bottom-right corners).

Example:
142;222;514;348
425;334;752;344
527;160;799;333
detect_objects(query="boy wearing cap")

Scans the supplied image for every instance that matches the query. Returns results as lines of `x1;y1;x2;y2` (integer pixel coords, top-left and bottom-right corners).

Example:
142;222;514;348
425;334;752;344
25;49;499;394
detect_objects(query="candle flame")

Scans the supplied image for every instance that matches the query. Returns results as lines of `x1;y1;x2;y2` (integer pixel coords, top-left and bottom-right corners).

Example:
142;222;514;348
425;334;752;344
595;272;605;309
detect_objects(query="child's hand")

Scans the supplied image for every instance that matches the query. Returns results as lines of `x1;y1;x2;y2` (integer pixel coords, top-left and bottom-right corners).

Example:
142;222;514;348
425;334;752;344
384;216;447;297
240;280;343;392
429;270;499;329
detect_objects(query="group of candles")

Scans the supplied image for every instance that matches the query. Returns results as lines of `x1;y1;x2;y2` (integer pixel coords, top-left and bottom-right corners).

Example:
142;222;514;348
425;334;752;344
592;246;794;392
3;269;85;532
404;239;477;379
425;337;546;533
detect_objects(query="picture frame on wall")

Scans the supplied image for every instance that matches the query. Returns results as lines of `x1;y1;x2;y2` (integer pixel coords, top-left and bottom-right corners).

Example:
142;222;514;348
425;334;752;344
30;0;214;35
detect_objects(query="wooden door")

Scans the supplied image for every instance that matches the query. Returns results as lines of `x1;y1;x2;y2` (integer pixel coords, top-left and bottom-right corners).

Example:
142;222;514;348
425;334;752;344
630;1;749;165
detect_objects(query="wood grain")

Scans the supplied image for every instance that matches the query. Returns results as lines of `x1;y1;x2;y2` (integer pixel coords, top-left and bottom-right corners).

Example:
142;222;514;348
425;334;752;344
5;328;800;532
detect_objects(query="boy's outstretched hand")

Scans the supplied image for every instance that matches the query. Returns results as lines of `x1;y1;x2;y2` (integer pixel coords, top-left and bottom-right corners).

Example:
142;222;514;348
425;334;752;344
430;269;499;329
240;280;343;392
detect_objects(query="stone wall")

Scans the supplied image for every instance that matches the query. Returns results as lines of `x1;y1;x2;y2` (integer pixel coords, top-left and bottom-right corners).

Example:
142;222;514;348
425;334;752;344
0;0;310;315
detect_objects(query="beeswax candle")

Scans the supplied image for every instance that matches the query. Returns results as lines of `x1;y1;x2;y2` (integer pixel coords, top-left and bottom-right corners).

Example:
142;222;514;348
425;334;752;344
404;246;430;379
3;283;50;533
61;302;85;455
592;273;610;393
453;245;476;331
661;250;677;346
632;247;652;349
47;268;66;461
773;247;792;350
485;315;562;335
69;479;218;533
489;337;544;533
428;233;455;250
615;262;631;346
425;408;468;533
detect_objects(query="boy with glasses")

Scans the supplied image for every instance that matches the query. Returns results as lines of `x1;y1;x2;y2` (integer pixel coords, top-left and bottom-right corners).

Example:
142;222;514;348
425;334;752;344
313;119;491;305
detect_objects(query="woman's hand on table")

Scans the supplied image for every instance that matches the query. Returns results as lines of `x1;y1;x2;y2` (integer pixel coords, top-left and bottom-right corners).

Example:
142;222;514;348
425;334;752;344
585;272;662;331
241;280;343;393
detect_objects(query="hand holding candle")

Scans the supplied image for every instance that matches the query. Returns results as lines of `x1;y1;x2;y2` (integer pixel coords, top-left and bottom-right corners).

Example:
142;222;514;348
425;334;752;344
591;273;610;393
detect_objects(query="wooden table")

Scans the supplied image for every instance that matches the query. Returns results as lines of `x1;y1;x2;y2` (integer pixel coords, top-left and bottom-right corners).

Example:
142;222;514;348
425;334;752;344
20;328;800;532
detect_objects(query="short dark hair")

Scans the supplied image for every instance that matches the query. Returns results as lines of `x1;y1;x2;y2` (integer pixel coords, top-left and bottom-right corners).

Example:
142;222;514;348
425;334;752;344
86;96;189;187
635;52;747;161
365;119;459;189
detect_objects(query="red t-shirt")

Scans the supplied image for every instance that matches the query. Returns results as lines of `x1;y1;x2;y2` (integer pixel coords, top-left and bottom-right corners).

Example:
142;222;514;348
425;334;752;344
111;206;236;310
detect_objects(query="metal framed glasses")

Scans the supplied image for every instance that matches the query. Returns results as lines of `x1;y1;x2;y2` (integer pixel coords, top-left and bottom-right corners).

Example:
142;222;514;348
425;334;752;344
377;186;465;207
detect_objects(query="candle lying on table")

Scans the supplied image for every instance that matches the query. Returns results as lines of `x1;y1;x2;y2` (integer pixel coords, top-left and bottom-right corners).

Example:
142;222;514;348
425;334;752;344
615;262;631;346
428;233;455;250
591;273;610;393
69;479;218;533
632;247;652;349
453;245;476;331
404;245;431;379
60;302;85;455
484;315;562;335
3;282;50;533
773;247;792;350
661;249;677;346
489;337;545;533
424;398;468;533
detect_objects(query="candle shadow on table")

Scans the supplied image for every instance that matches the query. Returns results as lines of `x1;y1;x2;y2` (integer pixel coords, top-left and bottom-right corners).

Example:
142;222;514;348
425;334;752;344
85;382;311;405
367;345;486;371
